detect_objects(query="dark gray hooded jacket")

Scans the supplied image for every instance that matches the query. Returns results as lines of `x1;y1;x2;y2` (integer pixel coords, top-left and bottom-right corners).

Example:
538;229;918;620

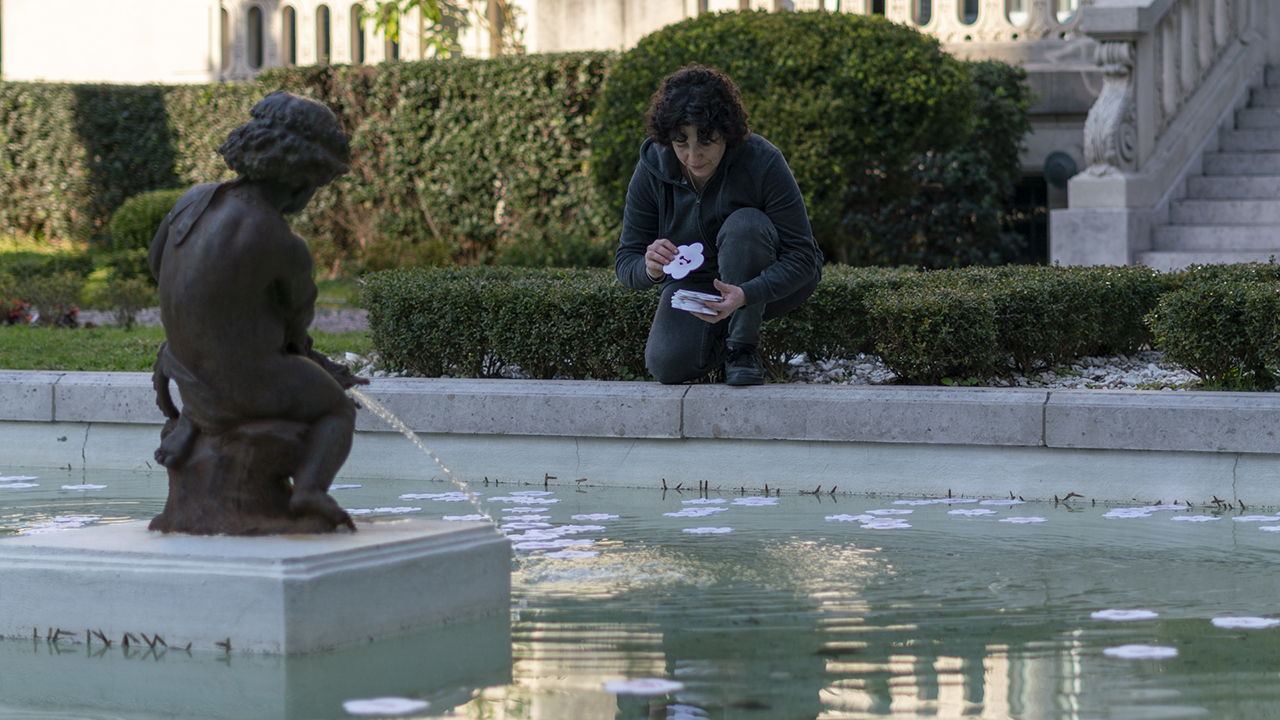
614;133;823;307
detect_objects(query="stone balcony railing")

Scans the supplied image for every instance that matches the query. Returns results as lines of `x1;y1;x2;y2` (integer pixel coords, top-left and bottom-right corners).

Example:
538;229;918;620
1049;0;1270;265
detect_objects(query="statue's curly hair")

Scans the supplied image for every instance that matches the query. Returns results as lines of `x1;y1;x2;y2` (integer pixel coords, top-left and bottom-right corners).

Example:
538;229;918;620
645;64;750;148
218;91;350;187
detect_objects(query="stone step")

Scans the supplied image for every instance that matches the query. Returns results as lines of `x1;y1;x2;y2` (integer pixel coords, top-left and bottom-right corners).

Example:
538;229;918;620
1153;224;1280;251
1220;129;1280;152
1170;199;1280;225
1237;108;1280;129
1202;151;1280;175
1251;86;1280;107
1186;174;1280;198
1136;250;1280;273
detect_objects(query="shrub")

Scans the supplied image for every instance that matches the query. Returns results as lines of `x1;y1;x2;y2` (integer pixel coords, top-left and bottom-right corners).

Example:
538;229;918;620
104;277;157;329
843;60;1034;267
866;281;998;383
591;11;975;263
1147;265;1280;388
108;188;186;251
20;272;84;326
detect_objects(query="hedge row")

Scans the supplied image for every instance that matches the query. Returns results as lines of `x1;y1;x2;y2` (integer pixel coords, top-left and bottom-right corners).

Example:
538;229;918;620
364;264;1174;383
1;12;1033;273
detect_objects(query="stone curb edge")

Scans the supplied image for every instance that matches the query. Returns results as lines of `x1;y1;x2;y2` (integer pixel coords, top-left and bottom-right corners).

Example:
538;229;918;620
3;370;1278;455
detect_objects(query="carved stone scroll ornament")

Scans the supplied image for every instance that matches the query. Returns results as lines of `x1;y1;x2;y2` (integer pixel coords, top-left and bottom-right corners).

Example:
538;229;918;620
1084;40;1138;175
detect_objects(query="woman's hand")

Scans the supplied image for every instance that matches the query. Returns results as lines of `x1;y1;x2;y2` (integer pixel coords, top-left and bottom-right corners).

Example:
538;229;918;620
645;238;679;281
697;279;746;323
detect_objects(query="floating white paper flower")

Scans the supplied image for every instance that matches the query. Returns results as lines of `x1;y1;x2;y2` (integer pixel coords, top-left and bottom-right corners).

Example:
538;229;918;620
892;499;941;506
1104;508;1152;519
504;507;542;513
861;520;910;530
1233;515;1277;523
936;498;979;504
733;497;778;506
0;483;38;489
1103;644;1177;660
572;513;620;521
372;507;422;514
502;522;553;530
61;484;106;491
1000;516;1047;524
442;515;488;522
1211;616;1280;629
329;484;361;490
948;508;997;517
663;243;705;279
603;678;686;695
19;516;100;535
1091;609;1158;621
546;550;599;558
499;514;549;521
0;476;37;482
979;499;1025;506
826;514;876;522
683;527;732;534
683;498;727;505
510;490;556;497
866;509;912;516
515;540;563;550
342;697;430;716
556;525;607;534
346;509;372;515
400;492;470;502
1260;526;1280;533
552;538;595;547
488;496;559;504
664;508;728;518
1171;515;1220;522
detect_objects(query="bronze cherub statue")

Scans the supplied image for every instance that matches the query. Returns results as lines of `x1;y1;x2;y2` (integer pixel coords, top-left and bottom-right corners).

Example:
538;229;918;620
147;91;367;535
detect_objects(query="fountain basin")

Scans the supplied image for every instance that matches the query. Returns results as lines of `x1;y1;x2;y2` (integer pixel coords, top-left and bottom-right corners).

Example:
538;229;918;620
0;518;510;654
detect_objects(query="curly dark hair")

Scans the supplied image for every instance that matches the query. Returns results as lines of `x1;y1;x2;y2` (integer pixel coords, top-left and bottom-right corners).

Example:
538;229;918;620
218;91;350;187
645;64;750;148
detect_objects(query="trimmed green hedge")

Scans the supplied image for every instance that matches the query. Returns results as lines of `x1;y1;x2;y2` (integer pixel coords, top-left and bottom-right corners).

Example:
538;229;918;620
363;264;1170;383
1148;263;1280;388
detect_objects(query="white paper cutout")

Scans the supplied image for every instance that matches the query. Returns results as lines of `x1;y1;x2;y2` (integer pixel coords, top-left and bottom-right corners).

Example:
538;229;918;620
949;508;997;517
866;509;912;516
515;540;563;550
683;526;733;534
1171;515;1221;522
556;524;607;534
572;513;620;521
488;496;559;504
1260;525;1280;532
19;516;100;535
671;289;722;315
893;499;942;506
826;514;876;522
1000;516;1047;524
372;507;422;514
683;498;727;505
346;509;373;515
663;243;705;279
442;515;488;522
0;476;37;482
1212;616;1280;629
665;508;728;518
862;520;910;530
503;507;542;513
603;678;686;695
1104;508;1153;519
979;499;1025;506
401;492;470;502
733;497;778;506
510;490;556;497
546;550;599;558
61;484;106;491
342;697;430;716
0;483;38;489
1103;644;1177;660
502;522;553;530
1232;515;1277;522
1091;609;1158;621
329;484;362;490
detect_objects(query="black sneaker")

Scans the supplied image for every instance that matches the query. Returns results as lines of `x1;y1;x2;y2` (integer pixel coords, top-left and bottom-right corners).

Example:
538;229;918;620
725;344;765;386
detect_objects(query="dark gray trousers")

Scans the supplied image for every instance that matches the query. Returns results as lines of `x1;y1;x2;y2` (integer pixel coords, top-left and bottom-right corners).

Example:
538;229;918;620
645;208;818;384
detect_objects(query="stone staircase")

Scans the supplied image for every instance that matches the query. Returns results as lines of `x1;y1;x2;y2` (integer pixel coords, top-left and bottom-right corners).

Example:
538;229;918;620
1137;67;1280;271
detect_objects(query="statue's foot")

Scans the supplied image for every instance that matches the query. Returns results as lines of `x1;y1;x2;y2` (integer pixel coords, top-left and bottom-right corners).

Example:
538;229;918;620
155;415;198;469
290;489;356;531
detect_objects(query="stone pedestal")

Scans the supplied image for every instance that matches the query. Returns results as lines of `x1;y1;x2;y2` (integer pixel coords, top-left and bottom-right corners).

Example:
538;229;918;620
0;519;510;654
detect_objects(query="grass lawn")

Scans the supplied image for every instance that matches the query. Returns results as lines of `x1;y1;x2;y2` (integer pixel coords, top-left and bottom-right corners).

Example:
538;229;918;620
0;325;374;372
